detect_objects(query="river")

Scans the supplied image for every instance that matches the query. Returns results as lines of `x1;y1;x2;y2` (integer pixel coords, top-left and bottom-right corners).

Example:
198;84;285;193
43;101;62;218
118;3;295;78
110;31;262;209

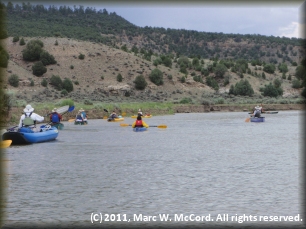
1;111;304;228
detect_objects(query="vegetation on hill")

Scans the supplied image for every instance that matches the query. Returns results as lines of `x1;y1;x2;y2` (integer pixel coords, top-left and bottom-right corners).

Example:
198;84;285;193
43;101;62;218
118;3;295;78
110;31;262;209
0;1;305;107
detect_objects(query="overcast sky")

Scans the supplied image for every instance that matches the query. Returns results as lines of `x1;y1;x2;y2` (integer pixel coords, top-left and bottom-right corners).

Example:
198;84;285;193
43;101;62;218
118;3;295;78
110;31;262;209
7;1;306;39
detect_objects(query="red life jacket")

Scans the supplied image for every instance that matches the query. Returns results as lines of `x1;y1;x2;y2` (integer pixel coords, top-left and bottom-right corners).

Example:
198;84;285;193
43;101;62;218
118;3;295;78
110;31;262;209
135;120;143;127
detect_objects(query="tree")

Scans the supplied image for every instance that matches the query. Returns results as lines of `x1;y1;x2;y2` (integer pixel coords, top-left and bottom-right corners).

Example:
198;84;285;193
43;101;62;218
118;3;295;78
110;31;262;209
133;75;147;90
214;63;227;78
40;51;57;65
117;73;123;82
0;48;9;68
62;78;73;92
50;75;62;90
22;39;44;61
19;37;25;46
278;63;288;73
41;78;48;87
229;79;254;96
261;83;283;97
149;68;163;86
263;63;276;74
32;61;47;76
206;76;219;91
8;74;19;87
13;36;19;42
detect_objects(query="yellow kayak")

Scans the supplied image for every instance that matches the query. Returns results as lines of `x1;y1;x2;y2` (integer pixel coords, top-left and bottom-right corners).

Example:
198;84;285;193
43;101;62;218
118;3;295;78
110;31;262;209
131;115;152;118
0;140;12;148
107;117;124;122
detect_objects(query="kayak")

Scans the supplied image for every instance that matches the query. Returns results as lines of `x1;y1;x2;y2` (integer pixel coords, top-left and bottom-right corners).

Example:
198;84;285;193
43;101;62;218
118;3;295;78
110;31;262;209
2;126;59;145
107;118;124;122
248;111;278;114
75;121;88;125
133;127;148;132
250;117;265;122
0;140;12;148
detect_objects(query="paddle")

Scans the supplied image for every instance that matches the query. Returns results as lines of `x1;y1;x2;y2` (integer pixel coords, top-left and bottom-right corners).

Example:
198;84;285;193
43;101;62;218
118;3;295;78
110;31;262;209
120;123;167;128
245;117;250;122
44;105;70;117
121;112;126;117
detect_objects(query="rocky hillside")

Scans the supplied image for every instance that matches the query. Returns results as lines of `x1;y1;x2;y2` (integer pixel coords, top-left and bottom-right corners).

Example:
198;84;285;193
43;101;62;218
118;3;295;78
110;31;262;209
2;37;303;105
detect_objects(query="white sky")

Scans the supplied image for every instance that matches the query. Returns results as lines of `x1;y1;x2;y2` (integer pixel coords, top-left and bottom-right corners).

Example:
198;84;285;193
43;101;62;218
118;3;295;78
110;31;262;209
6;1;306;39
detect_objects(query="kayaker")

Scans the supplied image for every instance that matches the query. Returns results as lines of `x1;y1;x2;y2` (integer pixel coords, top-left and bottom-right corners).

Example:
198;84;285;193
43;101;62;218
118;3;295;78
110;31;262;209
18;104;45;131
108;111;118;121
49;108;62;124
138;109;143;116
75;110;84;123
251;105;262;118
132;115;149;128
79;108;87;122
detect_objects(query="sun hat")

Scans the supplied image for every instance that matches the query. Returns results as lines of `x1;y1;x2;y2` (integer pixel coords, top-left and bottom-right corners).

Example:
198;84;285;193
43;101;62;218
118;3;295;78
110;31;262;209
52;108;57;112
255;105;260;109
79;108;85;112
23;104;34;113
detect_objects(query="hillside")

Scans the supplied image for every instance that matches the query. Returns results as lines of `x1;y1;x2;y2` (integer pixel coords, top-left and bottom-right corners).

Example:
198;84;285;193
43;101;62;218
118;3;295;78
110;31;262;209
2;37;303;106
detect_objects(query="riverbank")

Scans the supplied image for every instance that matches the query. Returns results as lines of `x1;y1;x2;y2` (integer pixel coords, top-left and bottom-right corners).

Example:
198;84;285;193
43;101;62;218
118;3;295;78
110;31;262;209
4;103;305;125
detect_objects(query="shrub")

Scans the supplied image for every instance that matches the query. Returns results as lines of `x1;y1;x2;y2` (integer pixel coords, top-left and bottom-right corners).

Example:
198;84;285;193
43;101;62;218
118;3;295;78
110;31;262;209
292;79;302;89
54;40;58;46
167;74;173;80
133;75;147;90
22;39;44;61
61;89;68;96
32;61;47;76
74;81;79;85
84;99;93;105
180;97;192;104
149;68;163;86
261;83;283;97
50;75;62;90
62;78;74;92
0;49;9;68
180;76;186;83
40;51;57;66
56;99;74;107
273;78;282;88
206;76;219;91
193;75;203;83
19;37;25;46
12;36;19;42
117;73;123;82
41;78;48;87
78;53;85;59
263;63;276;74
30;79;34;86
8;74;19;87
229;79;254;96
70;65;74;69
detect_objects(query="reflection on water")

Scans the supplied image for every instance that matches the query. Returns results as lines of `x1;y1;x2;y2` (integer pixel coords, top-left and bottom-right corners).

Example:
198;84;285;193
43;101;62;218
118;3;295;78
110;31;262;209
2;111;304;227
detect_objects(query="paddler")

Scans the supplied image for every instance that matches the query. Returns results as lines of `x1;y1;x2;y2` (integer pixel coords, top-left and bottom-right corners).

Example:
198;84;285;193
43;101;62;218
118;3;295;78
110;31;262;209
132;115;149;128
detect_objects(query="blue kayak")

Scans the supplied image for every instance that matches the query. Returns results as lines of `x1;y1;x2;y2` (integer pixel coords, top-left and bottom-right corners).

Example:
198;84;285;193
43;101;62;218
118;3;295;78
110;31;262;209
250;117;265;122
2;126;59;145
133;127;148;132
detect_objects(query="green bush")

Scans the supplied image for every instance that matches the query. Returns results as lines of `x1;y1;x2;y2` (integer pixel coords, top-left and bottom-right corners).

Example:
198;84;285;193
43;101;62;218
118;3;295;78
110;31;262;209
263;63;276;74
206;76;219;91
8;74;19;87
261;83;283;97
0;49;9;68
229;79;254;96
19;37;25;46
84;99;93;105
117;73;123;82
50;75;62;90
56;99;74;107
133;75;147;90
74;81;79;85
292;79;302;89
180;76;186;83
22;39;44;61
12;36;19;42
193;75;203;83
40;51;57;66
78;53;85;59
70;65;74;69
61;89;68;96
149;68;163;86
41;78;48;87
30;79;34;86
62;78;74;92
180;97;192;104
32;61;47;76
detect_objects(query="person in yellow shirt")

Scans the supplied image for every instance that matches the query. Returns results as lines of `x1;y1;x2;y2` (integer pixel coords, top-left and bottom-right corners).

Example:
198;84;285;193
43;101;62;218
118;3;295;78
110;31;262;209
132;115;149;128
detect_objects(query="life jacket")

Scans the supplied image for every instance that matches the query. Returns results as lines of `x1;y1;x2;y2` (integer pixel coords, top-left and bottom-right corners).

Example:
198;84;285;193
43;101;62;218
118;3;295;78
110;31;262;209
23;112;35;126
76;114;83;120
51;112;60;123
135;119;143;127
